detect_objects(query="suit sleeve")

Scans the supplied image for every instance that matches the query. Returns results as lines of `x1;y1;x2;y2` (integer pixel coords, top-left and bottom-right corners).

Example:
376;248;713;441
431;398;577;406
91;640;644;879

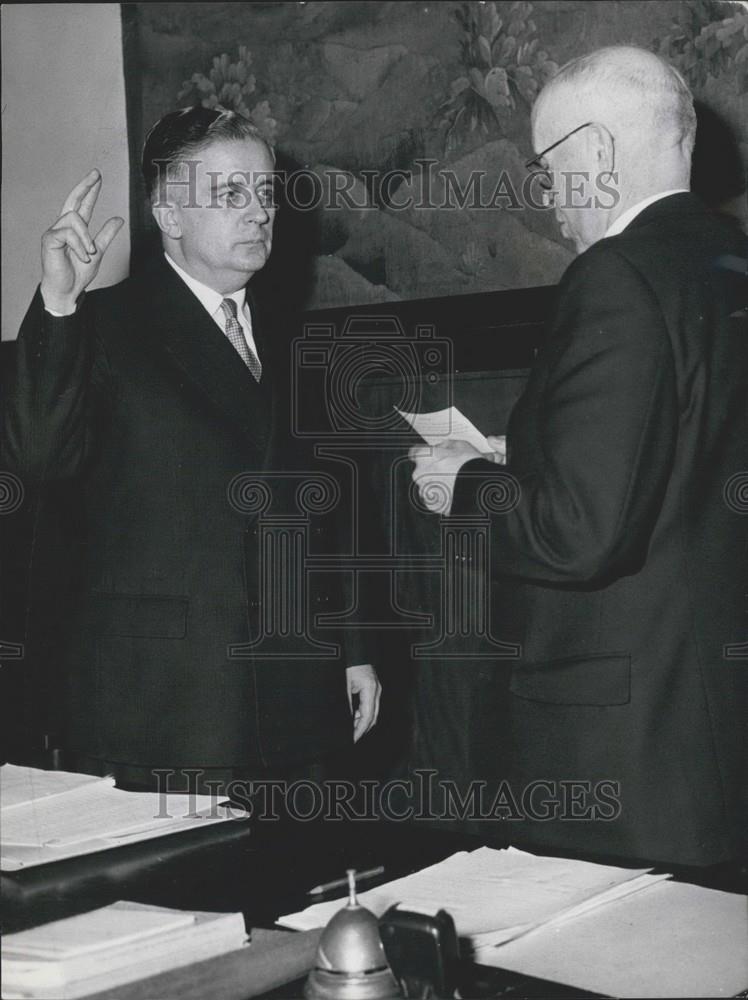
2;288;110;481
452;245;679;584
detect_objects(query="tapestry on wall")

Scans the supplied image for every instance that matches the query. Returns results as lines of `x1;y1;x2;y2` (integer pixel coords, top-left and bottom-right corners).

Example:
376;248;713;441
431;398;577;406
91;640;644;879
121;0;747;312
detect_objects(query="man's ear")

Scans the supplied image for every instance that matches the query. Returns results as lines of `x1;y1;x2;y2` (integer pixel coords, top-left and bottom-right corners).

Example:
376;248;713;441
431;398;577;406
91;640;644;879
592;125;615;174
151;200;182;240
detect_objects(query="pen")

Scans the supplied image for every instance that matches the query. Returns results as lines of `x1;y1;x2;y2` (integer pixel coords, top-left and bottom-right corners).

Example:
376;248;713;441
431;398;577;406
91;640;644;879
307;865;385;895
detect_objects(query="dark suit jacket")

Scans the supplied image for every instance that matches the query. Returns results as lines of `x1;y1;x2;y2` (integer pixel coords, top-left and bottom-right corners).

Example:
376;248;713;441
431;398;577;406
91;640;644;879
2;254;352;783
453;194;747;865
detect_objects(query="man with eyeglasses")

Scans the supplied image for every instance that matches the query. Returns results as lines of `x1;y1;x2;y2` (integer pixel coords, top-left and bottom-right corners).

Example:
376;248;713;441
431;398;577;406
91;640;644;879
410;46;746;867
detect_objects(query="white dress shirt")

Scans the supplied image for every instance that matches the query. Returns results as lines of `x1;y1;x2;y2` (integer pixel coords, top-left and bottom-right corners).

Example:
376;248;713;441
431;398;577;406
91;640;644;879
604;189;689;239
164;253;260;361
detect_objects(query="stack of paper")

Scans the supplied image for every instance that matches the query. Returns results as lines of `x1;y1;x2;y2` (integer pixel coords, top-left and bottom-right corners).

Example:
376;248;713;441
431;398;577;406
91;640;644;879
1;766;107;809
474;879;748;998
1;901;248;999
278;846;669;949
1;764;246;870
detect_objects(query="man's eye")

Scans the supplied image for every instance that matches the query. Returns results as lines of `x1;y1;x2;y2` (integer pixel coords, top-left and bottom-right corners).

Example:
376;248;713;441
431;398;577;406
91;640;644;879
226;189;245;207
257;187;276;209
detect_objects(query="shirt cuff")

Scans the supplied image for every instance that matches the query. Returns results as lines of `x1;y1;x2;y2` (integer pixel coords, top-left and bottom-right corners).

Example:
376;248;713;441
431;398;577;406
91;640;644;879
42;292;84;317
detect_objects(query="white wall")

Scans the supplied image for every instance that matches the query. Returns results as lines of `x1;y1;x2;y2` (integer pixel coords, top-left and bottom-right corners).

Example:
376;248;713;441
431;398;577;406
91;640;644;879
2;3;131;341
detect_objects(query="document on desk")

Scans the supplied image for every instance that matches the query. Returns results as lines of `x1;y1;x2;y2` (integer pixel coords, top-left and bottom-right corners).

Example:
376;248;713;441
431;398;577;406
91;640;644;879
278;846;668;948
1;900;248;999
0;765;107;809
0;764;247;870
395;406;495;453
474;878;748;999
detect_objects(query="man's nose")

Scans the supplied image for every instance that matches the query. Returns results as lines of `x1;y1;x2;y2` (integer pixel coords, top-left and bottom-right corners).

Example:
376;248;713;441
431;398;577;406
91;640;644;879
244;192;269;224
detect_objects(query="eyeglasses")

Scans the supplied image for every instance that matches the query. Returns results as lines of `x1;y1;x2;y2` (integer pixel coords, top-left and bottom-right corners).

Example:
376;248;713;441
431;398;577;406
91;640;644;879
524;121;603;172
525;120;616;201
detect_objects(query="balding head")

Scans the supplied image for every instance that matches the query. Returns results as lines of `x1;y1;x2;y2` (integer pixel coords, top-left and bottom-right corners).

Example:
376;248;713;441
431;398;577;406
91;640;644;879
533;46;696;159
530;46;695;254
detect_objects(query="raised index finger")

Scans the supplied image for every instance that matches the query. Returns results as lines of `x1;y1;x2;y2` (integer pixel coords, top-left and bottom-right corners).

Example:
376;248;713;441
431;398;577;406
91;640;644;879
60;169;101;219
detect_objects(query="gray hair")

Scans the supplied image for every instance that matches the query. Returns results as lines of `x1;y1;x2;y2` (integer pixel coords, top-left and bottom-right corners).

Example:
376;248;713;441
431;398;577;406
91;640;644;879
538;46;696;156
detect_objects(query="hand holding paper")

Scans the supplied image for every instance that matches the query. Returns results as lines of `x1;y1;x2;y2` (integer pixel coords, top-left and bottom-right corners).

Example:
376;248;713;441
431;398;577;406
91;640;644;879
484;435;507;464
408;440;481;514
397;406;506;514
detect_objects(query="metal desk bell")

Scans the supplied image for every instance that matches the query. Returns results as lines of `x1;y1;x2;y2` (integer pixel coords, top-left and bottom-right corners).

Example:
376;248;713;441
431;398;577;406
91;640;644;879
304;869;402;999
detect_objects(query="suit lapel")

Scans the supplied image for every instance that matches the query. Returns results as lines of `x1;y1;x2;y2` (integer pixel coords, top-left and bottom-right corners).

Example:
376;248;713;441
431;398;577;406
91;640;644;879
133;255;274;458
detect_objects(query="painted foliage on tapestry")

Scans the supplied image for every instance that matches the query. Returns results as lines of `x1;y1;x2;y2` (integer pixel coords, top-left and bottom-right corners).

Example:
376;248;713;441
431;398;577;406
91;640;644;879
122;0;747;310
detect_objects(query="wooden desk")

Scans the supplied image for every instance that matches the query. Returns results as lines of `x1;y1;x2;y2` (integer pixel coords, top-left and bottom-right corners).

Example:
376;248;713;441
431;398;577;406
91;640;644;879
4;821;746;999
81;928;324;1000
76;928;605;1000
1;819;256;934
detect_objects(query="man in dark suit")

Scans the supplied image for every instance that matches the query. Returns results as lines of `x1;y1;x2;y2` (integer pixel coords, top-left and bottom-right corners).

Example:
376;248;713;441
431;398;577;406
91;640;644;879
410;47;746;866
3;107;380;794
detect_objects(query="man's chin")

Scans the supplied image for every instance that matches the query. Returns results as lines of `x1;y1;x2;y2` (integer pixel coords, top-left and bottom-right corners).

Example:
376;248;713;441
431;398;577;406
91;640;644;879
233;243;270;271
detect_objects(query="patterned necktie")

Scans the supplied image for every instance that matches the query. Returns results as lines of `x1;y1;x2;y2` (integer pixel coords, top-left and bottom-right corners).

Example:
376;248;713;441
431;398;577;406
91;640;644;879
219;298;262;382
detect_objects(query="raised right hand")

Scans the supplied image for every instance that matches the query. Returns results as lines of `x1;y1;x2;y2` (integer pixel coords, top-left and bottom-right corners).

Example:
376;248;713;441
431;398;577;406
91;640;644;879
40;169;124;314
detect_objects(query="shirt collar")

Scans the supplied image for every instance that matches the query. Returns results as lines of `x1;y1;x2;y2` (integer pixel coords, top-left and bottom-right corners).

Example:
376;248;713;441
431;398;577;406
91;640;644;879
604;189;689;239
164;253;245;317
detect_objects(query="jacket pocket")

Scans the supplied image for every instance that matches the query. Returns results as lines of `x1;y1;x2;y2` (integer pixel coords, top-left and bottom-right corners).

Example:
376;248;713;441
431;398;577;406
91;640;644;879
88;593;188;638
509;653;631;706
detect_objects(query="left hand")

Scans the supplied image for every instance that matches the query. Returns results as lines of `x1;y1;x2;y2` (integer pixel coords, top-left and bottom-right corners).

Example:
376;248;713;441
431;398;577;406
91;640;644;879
346;664;381;742
408;439;484;514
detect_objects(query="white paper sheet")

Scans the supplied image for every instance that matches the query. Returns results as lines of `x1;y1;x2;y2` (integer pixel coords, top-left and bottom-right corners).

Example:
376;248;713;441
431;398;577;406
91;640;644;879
0;765;111;810
1;901;248;999
396;406;494;452
0;764;247;870
473;879;748;999
278;846;665;947
3;905;196;959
